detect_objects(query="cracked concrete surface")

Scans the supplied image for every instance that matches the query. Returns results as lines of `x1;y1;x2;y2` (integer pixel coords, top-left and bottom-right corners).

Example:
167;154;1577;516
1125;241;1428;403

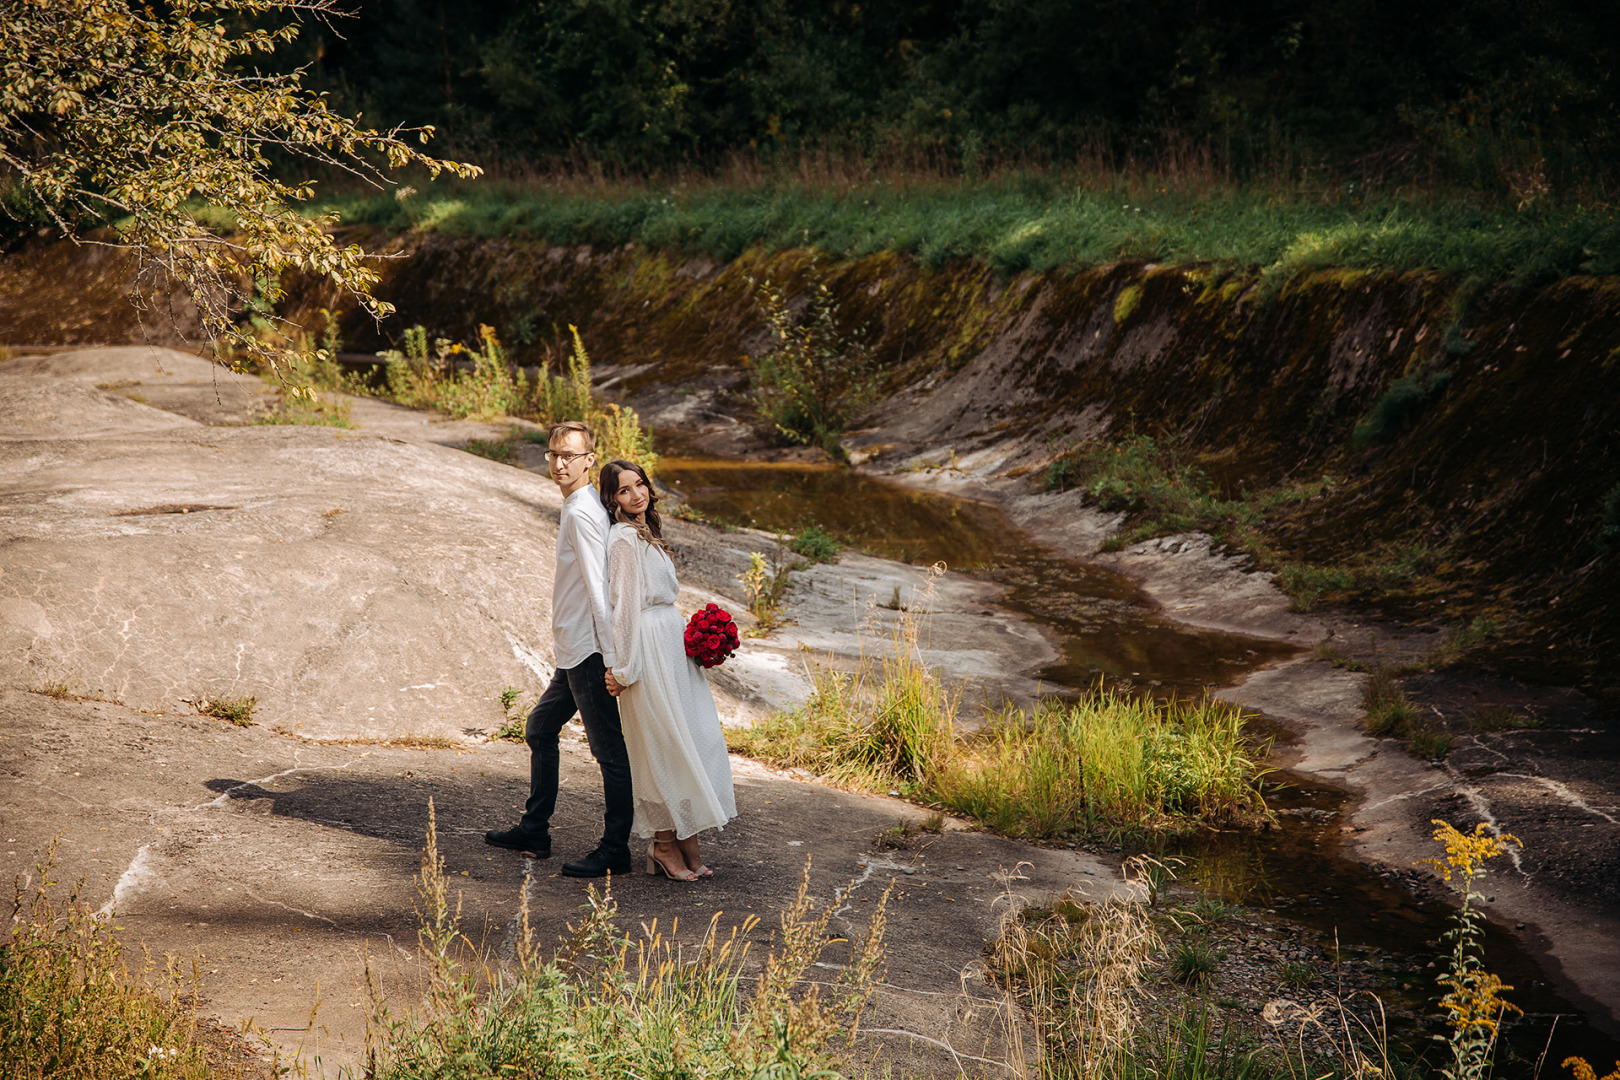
1;346;1118;1076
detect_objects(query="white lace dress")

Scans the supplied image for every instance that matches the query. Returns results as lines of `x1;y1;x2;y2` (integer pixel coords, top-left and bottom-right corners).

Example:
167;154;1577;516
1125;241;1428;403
606;523;737;840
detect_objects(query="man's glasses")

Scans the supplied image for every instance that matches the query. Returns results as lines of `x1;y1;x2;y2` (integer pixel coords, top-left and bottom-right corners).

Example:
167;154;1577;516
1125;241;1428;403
544;449;591;465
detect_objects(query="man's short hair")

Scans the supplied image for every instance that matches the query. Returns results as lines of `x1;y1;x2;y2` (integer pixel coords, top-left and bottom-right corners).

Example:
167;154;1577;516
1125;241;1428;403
548;420;596;451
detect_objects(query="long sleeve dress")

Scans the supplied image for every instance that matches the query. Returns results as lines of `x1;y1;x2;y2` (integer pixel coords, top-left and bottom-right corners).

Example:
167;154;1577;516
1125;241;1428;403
606;522;737;840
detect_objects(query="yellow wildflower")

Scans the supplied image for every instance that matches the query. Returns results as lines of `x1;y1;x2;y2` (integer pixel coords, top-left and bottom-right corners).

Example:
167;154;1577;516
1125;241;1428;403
1417;820;1521;882
1564;1058;1620;1080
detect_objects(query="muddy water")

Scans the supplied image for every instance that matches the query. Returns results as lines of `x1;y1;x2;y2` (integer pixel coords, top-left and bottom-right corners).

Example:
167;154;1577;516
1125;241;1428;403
657;443;1619;1070
656;450;1298;697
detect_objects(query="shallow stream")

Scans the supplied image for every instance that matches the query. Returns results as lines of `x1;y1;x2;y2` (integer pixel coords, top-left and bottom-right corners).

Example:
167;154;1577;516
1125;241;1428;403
656;439;1619;1070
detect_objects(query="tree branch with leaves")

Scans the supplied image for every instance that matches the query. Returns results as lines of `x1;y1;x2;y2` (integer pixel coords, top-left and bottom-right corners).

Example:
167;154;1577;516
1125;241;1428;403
0;0;480;371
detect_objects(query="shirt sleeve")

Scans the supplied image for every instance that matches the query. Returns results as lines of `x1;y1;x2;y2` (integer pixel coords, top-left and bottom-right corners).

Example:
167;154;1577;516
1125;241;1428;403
573;506;617;670
606;528;642;687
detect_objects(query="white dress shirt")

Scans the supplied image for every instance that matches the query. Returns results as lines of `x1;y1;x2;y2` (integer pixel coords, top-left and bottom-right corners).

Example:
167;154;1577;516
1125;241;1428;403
551;486;616;671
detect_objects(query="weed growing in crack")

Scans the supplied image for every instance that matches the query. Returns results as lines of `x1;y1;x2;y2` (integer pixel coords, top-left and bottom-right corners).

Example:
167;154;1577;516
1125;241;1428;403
493;686;529;741
1469;707;1543;732
739;550;793;635
1313;642;1370;672
1279;960;1316;988
255;387;353;427
790;523;843;563
35;679;74;700
870;812;944;851
1171;940;1220;987
1362;670;1450;760
199;696;257;727
463;428;521;465
1424;617;1501;669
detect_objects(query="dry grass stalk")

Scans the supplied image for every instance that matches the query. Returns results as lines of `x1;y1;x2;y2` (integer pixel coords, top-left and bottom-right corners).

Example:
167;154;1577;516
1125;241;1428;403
988;863;1162;1080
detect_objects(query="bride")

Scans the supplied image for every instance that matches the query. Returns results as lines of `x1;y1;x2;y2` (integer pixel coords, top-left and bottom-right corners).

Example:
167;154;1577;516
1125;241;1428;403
600;459;737;881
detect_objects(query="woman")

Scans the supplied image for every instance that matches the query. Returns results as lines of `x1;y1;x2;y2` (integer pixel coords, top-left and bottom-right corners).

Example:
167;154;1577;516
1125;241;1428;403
600;459;737;881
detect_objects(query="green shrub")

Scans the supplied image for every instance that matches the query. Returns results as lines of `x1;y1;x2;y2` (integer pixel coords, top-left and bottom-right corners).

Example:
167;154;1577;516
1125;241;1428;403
523;328;660;480
381;323;519;421
1601;482;1620;549
1045;454;1086;493
790;524;842;563
748;265;877;456
1352;368;1453;448
523;323;595;425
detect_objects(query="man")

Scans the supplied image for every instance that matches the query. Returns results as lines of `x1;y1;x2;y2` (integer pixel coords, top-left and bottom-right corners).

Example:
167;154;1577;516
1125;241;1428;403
485;421;633;877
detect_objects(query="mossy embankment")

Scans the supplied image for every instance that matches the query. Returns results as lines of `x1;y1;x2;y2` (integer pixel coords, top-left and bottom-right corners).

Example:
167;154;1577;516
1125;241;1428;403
276;230;1619;706
3;227;1617;706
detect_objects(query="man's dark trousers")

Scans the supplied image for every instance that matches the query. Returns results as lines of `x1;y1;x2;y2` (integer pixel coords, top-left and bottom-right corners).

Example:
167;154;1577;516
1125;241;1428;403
520;652;633;857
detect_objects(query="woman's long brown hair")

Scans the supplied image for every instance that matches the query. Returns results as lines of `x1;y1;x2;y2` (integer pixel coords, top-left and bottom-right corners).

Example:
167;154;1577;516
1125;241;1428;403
599;459;667;552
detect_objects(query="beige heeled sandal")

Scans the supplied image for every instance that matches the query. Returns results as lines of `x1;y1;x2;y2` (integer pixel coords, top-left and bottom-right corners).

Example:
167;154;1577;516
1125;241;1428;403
646;841;698;882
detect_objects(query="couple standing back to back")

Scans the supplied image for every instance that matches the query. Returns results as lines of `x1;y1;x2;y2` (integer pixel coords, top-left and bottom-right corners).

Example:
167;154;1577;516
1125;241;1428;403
484;420;736;881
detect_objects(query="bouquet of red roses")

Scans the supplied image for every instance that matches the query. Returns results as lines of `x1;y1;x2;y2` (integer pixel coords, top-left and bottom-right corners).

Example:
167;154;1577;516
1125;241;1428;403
684;604;740;668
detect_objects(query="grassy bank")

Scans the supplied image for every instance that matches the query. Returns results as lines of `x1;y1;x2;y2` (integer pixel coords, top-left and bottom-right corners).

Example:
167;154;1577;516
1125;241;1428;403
311;174;1620;283
727;577;1271;838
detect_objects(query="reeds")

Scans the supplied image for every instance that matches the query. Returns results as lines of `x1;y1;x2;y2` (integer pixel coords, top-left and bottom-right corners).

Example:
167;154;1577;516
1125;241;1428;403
729;574;1271;835
935;691;1272;835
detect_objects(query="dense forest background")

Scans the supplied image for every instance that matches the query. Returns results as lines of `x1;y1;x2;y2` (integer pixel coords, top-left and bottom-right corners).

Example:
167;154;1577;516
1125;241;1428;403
289;0;1620;194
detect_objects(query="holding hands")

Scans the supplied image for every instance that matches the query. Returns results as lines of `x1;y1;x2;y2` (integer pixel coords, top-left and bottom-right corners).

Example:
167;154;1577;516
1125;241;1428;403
605;669;624;697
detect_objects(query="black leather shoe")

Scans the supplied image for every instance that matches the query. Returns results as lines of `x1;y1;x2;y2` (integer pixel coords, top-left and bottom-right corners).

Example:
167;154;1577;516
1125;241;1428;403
560;847;633;877
484;827;551;858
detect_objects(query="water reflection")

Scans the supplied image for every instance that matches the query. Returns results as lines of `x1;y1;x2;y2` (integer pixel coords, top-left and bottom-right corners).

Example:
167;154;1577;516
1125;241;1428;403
656;447;1297;696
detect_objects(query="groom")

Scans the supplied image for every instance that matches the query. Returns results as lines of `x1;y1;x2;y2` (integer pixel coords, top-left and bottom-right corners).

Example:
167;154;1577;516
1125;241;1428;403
485;420;633;876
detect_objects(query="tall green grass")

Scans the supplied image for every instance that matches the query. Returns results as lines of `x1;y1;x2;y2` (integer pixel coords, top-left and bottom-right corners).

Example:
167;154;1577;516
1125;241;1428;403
939;693;1271;835
317;175;1620;281
727;577;1271;835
